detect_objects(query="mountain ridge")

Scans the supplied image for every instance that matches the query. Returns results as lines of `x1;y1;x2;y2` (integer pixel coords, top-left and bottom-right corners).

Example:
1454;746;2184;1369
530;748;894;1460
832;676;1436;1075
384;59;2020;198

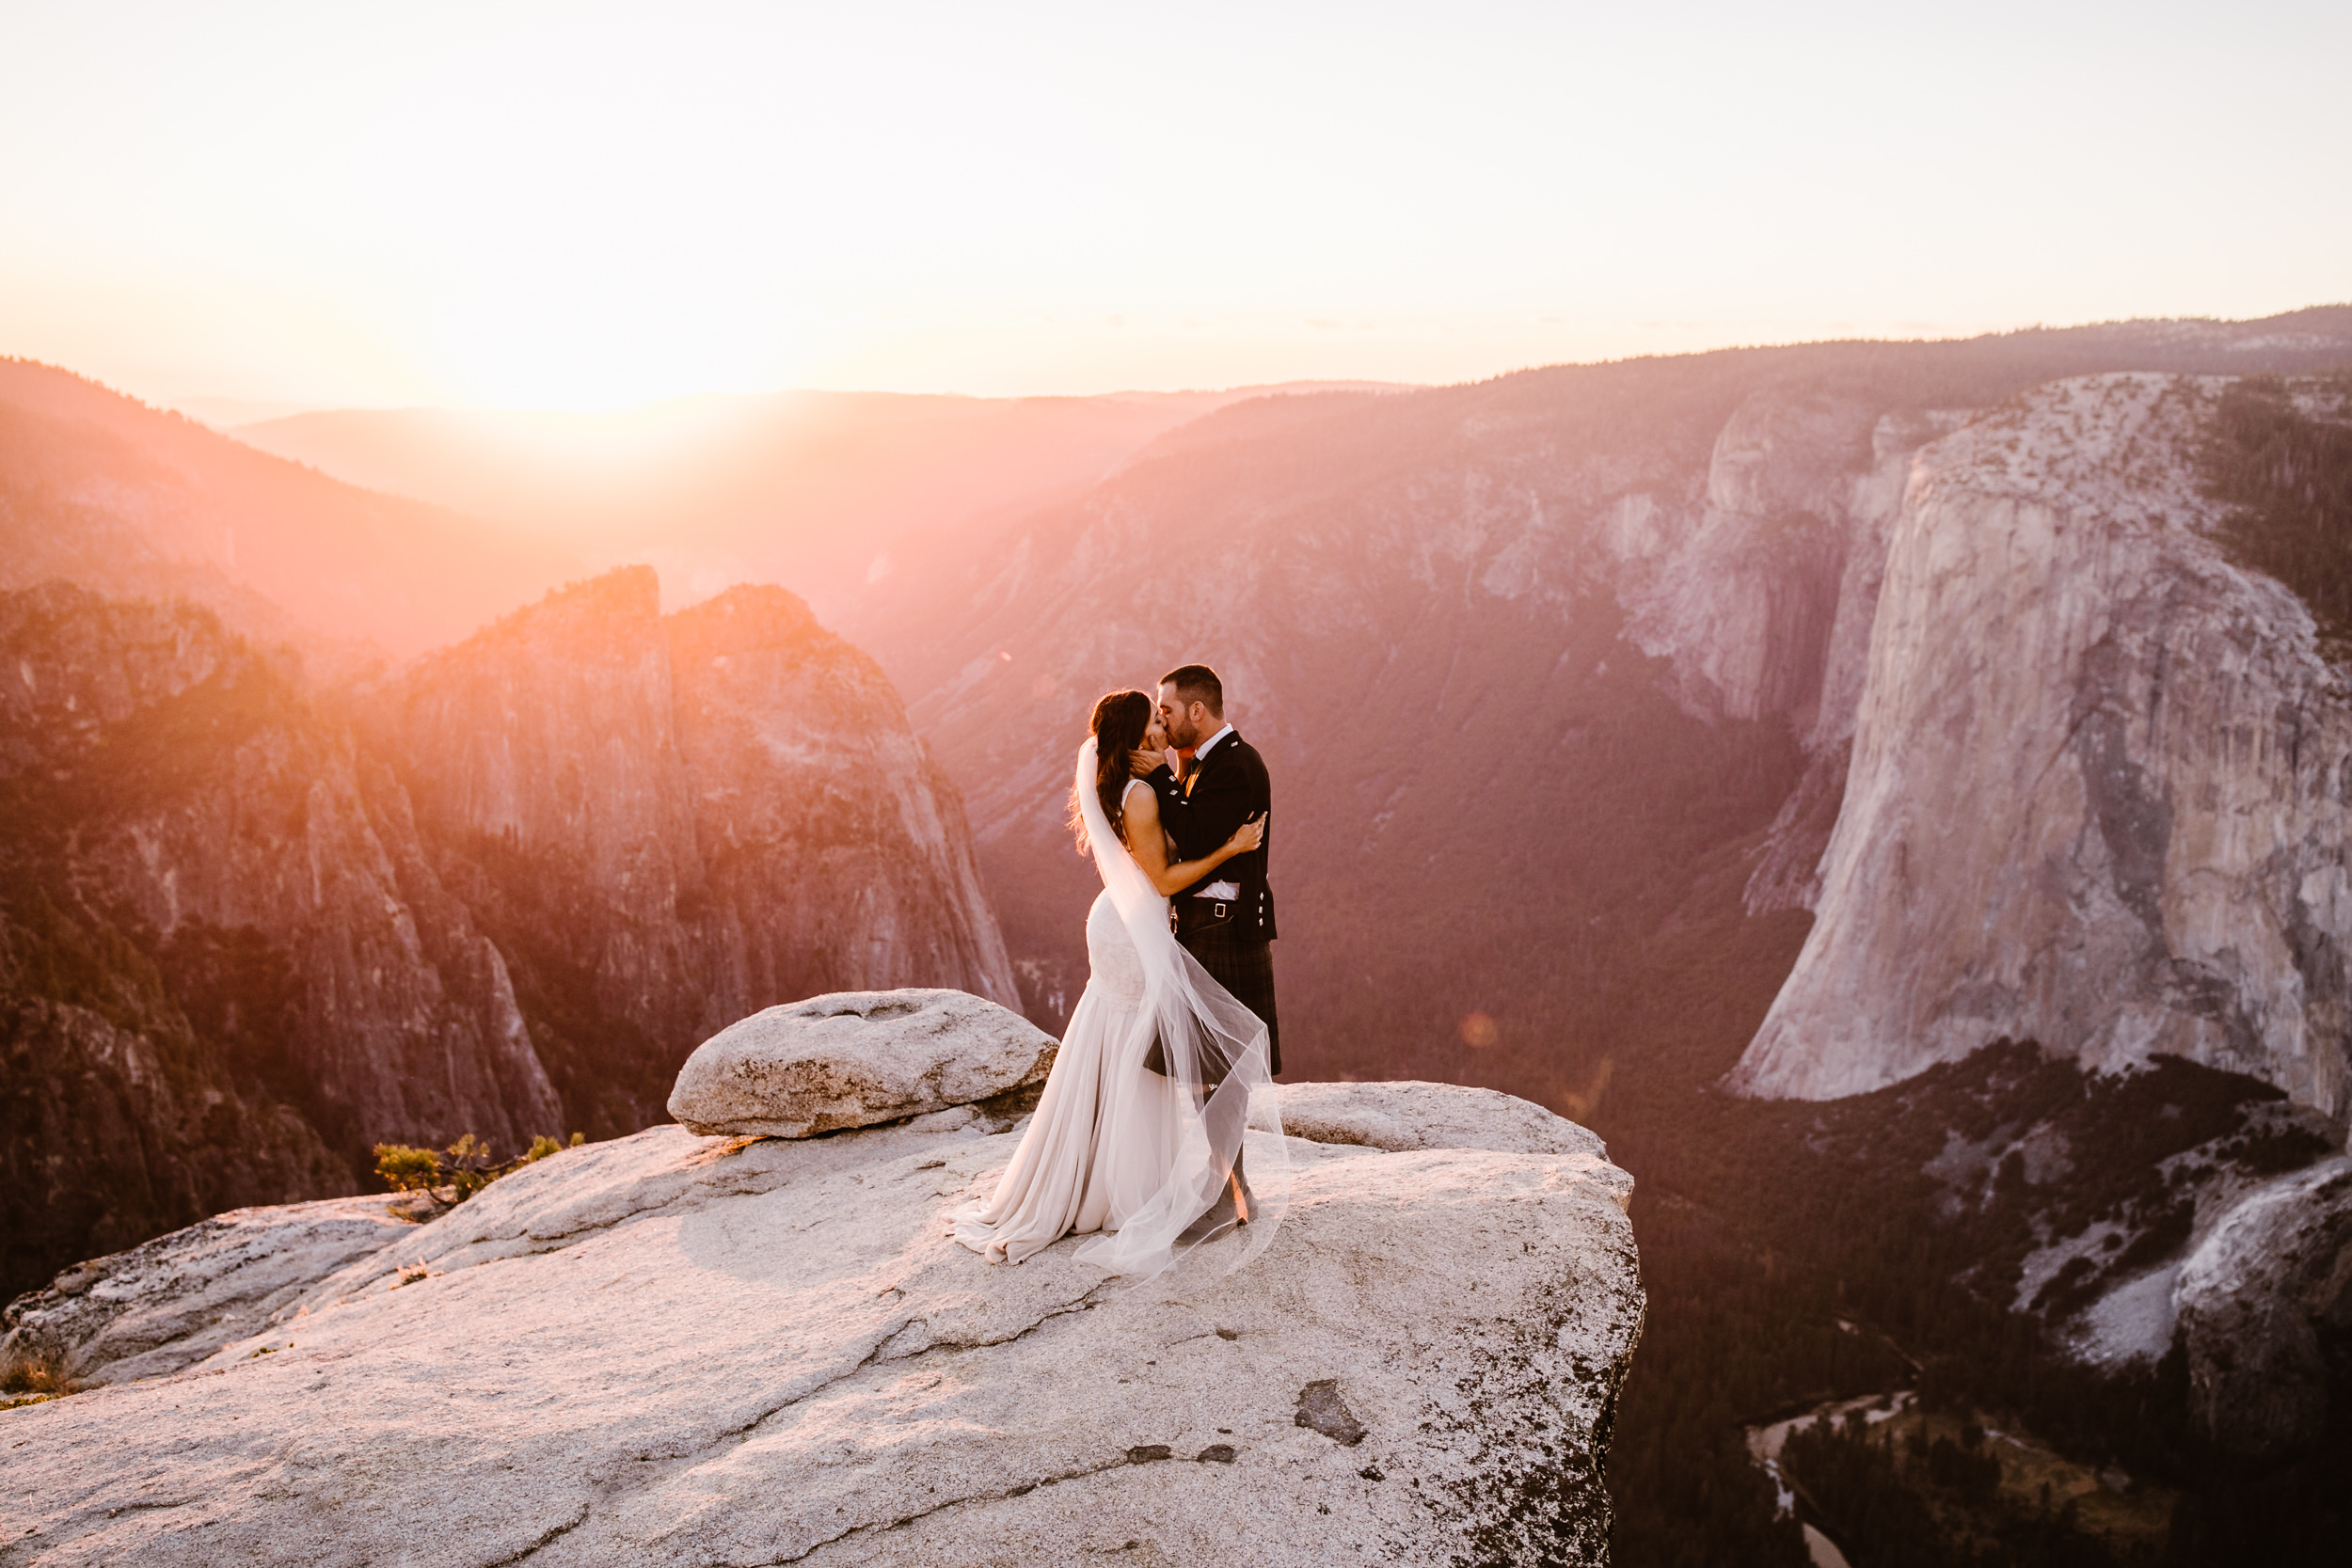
222;381;1413;627
0;369;1021;1301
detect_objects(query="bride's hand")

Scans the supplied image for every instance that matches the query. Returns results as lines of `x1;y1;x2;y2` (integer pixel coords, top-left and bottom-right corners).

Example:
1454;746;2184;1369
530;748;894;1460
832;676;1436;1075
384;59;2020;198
1224;815;1265;855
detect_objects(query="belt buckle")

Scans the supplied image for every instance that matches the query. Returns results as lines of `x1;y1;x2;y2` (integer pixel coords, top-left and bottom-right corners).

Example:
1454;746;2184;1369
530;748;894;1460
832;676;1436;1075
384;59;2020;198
1214;901;1229;919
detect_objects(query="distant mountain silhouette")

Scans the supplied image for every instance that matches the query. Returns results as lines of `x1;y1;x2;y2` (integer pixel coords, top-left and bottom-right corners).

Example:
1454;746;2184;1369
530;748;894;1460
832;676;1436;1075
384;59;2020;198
0;359;588;661
229;383;1407;625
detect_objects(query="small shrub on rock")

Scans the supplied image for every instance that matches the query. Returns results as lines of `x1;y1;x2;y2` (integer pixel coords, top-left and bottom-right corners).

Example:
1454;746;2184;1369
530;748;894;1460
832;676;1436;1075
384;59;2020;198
373;1132;584;1212
1;1345;78;1408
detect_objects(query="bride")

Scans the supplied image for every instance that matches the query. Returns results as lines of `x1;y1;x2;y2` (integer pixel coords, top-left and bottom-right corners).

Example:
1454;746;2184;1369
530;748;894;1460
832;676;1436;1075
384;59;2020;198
949;689;1289;1277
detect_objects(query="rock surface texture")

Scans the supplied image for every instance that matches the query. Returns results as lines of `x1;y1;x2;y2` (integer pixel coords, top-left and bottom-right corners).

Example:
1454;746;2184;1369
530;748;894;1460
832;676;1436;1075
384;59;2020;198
0;1078;1643;1567
0;587;560;1153
665;588;1016;1022
1737;376;2352;1119
669;989;1058;1137
2173;1157;2352;1463
1278;1079;1624;1178
0;1196;411;1388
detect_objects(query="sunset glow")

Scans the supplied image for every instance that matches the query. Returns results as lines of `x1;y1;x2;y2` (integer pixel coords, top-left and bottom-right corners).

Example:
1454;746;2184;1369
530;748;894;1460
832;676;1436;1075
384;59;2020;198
4;1;2345;413
8;3;2352;1550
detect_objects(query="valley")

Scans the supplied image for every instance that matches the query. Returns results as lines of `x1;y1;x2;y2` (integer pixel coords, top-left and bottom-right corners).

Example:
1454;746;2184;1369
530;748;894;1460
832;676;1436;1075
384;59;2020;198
8;310;2352;1563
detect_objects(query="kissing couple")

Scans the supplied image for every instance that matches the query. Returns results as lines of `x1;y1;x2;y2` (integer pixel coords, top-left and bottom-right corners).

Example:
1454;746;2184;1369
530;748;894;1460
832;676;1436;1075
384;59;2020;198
949;664;1288;1279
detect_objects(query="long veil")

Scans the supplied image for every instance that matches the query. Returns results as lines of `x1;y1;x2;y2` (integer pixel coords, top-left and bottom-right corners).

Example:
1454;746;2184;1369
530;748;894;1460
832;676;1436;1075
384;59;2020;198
1068;736;1290;1280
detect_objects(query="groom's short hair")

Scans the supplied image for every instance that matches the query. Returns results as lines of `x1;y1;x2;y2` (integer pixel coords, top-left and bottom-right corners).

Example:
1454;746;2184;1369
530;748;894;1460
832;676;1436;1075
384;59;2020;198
1160;663;1224;718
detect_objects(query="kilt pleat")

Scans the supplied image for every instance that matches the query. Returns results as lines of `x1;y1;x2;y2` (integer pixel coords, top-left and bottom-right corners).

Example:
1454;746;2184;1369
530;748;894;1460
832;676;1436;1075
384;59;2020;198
1178;922;1279;1077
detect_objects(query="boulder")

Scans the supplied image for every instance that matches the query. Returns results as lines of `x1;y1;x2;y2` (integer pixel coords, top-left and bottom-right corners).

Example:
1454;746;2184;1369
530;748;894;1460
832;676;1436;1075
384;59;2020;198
2173;1157;2352;1464
0;1083;1642;1566
668;989;1058;1138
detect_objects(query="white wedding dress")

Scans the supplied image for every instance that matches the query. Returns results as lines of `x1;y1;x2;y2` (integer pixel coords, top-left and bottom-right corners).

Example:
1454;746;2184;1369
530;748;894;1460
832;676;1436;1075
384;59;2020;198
949;742;1288;1279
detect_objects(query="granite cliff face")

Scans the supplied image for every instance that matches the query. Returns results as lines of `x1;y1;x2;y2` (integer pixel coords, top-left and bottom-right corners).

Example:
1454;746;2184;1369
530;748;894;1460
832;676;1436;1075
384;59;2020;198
1485;366;2352;1126
1;1062;1642;1567
0;584;559;1297
361;567;1017;1135
1734;375;2352;1121
1678;372;2352;1473
8;589;566;1146
666;587;1015;1019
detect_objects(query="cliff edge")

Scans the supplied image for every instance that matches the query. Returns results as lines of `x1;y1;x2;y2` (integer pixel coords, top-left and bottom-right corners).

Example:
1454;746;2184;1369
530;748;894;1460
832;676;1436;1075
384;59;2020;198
1;998;1643;1567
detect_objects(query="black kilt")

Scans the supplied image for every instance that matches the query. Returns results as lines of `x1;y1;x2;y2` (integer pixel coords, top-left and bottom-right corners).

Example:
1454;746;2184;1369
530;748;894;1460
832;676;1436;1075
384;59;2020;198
1177;921;1279;1077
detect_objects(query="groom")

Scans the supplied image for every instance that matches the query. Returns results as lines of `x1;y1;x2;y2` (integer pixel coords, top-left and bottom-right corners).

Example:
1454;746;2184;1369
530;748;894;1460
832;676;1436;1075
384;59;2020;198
1151;663;1279;1078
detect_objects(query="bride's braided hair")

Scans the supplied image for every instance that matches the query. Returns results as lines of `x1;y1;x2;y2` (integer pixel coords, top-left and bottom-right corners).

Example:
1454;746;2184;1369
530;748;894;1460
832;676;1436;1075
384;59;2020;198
1073;689;1153;852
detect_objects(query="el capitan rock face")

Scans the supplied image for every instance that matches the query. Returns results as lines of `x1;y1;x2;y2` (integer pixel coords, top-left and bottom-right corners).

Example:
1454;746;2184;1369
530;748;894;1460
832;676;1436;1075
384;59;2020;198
1;1074;1643;1567
362;568;1019;1137
1734;375;2352;1118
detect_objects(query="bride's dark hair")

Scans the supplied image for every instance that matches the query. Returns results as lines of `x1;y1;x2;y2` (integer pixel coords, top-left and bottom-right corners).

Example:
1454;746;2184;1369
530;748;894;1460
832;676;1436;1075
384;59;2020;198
1073;689;1153;852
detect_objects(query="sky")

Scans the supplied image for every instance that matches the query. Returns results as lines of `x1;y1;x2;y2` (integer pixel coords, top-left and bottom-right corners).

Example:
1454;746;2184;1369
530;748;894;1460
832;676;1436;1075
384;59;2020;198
2;1;2346;413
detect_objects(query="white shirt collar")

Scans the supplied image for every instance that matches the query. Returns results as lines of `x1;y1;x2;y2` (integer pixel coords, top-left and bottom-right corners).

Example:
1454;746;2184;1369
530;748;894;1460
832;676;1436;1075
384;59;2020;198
1194;723;1235;762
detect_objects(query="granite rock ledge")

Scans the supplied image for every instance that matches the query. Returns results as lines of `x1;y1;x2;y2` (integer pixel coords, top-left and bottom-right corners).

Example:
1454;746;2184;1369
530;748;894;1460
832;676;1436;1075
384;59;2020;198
2;1058;1641;1567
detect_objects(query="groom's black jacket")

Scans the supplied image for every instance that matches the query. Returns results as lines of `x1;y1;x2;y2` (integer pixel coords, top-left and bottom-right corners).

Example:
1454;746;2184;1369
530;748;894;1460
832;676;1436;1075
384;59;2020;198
1150;729;1277;942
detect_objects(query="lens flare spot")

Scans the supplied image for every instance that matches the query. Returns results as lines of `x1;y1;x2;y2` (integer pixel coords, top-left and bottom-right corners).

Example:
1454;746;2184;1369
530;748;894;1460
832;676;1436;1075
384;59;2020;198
1459;1011;1498;1049
1560;1056;1614;1123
